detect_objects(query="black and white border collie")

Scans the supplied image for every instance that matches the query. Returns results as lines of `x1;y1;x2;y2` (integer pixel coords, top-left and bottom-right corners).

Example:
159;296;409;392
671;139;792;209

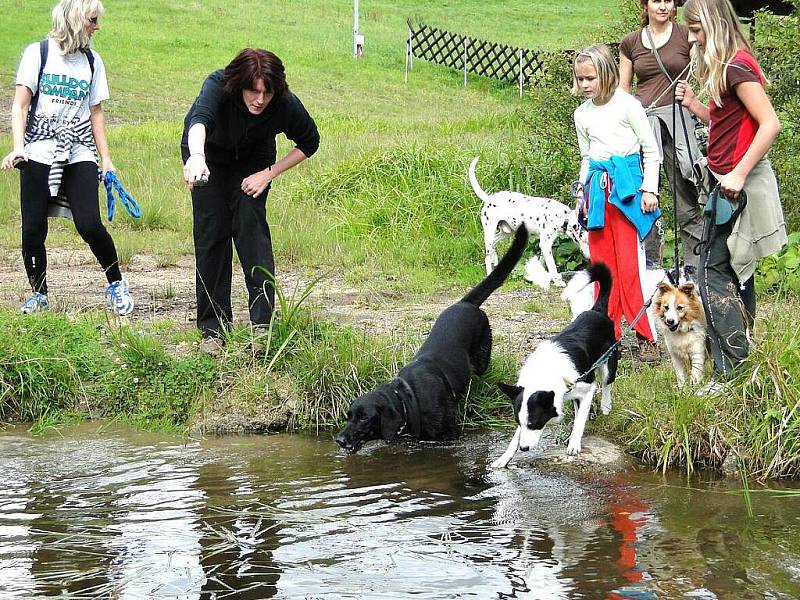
491;263;619;468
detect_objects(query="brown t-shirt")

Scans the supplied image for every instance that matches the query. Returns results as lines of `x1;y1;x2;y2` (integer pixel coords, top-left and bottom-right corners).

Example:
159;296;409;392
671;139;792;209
620;23;692;108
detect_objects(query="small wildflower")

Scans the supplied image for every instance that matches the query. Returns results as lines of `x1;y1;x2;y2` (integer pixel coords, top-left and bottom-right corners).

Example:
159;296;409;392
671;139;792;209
133;377;139;384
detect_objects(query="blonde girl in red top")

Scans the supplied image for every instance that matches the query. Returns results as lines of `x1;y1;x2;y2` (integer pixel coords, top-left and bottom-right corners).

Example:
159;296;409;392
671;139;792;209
676;0;787;393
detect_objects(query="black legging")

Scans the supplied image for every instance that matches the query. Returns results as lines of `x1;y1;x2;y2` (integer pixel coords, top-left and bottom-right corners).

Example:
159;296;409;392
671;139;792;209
20;160;122;295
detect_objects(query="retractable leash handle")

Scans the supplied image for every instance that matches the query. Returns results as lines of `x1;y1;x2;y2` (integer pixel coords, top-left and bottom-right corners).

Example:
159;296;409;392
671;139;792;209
569;179;588;230
12;156;27;169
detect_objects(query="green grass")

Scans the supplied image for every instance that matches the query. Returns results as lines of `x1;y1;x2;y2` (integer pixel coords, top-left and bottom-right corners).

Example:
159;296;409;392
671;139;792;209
0;0;618;288
597;302;800;481
0;309;217;429
2;1;800;480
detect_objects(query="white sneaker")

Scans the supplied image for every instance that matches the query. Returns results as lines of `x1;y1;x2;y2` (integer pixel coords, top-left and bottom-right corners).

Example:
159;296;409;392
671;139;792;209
106;279;134;316
696;380;725;397
21;292;49;314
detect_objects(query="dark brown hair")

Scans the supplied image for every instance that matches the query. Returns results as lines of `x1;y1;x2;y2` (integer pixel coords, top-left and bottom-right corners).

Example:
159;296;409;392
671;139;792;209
222;48;288;99
639;0;680;28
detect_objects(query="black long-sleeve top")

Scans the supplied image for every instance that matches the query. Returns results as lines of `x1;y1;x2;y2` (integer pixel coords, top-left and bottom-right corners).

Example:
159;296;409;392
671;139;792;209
180;70;319;170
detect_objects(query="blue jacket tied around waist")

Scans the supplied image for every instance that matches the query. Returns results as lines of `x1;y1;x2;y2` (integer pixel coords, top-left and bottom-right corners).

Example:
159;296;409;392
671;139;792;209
584;153;661;241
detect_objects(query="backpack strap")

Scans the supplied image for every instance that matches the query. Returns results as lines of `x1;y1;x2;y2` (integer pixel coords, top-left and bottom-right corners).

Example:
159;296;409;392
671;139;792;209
26;39;49;133
83;47;95;81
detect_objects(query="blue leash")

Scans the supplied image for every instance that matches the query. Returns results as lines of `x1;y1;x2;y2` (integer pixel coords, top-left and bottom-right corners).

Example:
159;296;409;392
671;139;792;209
104;171;142;221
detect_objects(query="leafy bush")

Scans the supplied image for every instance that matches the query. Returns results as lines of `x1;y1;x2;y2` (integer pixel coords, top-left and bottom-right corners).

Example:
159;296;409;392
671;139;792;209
757;2;800;232
756;231;800;294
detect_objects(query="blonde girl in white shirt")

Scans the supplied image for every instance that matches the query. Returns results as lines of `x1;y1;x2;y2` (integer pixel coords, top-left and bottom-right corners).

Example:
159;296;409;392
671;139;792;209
573;44;662;350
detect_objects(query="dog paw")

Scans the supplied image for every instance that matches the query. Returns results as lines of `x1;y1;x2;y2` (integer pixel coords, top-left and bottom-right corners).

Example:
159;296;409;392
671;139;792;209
552;278;566;288
566;441;582;456
601;404;612;416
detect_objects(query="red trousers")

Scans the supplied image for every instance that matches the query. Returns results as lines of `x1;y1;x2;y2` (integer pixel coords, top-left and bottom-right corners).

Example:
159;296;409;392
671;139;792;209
588;200;654;341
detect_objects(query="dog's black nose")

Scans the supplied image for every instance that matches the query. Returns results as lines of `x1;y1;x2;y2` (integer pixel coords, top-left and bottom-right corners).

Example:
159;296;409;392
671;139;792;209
519;445;529;452
334;434;347;448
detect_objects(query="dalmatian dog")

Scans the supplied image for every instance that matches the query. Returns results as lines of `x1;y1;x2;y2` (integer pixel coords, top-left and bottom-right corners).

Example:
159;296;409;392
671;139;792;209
469;157;589;289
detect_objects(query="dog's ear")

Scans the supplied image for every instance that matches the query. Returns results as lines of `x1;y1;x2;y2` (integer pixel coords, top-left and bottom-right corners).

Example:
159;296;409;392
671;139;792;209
539;390;556;407
656;282;672;295
538;391;558;419
498;382;523;401
679;282;698;297
380;403;404;440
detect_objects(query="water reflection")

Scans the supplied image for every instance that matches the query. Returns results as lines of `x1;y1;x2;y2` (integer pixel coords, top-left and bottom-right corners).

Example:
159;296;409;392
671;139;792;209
0;426;799;598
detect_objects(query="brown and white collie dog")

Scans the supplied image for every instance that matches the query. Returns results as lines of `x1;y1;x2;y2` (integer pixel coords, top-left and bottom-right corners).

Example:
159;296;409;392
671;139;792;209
653;282;707;387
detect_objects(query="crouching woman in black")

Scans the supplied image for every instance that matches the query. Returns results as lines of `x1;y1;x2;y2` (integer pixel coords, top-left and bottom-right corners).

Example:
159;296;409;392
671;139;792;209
181;48;319;350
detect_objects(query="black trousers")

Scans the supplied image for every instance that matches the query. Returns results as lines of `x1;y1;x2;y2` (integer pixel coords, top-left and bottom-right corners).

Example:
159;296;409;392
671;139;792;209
20;160;122;295
643;122;704;269
191;166;275;338
697;214;755;376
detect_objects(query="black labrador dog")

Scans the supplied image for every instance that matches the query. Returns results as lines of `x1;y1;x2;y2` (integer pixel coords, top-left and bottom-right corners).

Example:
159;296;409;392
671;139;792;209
335;225;529;452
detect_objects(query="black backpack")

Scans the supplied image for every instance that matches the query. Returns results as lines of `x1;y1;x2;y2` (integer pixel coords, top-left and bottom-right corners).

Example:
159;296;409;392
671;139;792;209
26;39;95;132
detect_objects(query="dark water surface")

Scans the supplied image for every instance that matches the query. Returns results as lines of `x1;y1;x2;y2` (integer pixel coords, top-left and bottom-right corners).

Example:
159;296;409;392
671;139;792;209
1;424;799;599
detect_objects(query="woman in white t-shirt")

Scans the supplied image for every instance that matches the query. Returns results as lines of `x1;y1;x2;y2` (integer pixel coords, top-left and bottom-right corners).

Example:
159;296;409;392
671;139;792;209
1;0;133;315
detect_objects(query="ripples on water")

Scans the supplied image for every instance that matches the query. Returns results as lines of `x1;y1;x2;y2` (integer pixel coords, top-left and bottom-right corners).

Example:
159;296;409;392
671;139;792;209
1;425;799;598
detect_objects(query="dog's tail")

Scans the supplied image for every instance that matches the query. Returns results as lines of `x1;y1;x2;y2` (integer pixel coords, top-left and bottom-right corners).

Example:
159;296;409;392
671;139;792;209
462;225;528;307
588;262;613;315
468;156;492;204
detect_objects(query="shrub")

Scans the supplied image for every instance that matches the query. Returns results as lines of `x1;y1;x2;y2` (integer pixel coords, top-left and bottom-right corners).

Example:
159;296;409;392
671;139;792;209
757;2;800;232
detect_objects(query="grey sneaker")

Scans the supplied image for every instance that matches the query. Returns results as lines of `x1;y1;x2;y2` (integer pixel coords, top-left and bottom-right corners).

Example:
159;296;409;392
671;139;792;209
21;292;49;314
106;279;134;316
200;335;224;357
696;380;725;397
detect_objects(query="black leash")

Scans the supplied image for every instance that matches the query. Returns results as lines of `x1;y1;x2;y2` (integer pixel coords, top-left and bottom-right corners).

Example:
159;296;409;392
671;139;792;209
669;83;707;284
670;93;681;285
568;284;659;390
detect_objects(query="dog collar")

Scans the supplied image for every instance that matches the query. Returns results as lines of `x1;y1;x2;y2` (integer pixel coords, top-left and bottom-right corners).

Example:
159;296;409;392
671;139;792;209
393;376;420;437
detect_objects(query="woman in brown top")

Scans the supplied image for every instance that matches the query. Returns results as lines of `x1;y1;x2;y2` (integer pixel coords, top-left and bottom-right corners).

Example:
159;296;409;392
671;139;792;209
620;0;704;278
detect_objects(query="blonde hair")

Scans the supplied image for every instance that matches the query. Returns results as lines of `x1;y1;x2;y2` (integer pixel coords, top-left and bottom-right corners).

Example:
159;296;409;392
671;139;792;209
50;0;104;55
572;44;619;105
683;0;754;106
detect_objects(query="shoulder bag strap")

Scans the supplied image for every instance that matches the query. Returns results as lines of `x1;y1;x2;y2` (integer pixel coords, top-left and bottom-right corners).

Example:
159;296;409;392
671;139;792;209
645;27;674;83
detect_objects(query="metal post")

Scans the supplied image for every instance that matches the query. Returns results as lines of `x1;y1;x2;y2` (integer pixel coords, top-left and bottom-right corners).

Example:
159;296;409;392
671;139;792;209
518;49;524;98
353;0;363;58
409;26;413;69
405;29;410;83
463;38;468;87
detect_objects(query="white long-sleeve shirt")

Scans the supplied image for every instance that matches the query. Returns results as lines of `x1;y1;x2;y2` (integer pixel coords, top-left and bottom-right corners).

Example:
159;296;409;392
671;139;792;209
574;88;661;193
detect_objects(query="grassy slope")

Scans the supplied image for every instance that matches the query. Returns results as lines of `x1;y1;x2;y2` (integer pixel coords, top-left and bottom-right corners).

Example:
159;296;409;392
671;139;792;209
2;2;800;480
0;0;617;285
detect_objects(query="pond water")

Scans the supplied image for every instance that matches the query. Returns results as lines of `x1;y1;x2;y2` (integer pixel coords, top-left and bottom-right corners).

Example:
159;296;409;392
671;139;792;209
1;424;799;599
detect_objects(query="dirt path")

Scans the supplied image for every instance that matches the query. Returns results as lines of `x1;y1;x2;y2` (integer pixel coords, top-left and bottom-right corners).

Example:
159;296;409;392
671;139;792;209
0;248;569;358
